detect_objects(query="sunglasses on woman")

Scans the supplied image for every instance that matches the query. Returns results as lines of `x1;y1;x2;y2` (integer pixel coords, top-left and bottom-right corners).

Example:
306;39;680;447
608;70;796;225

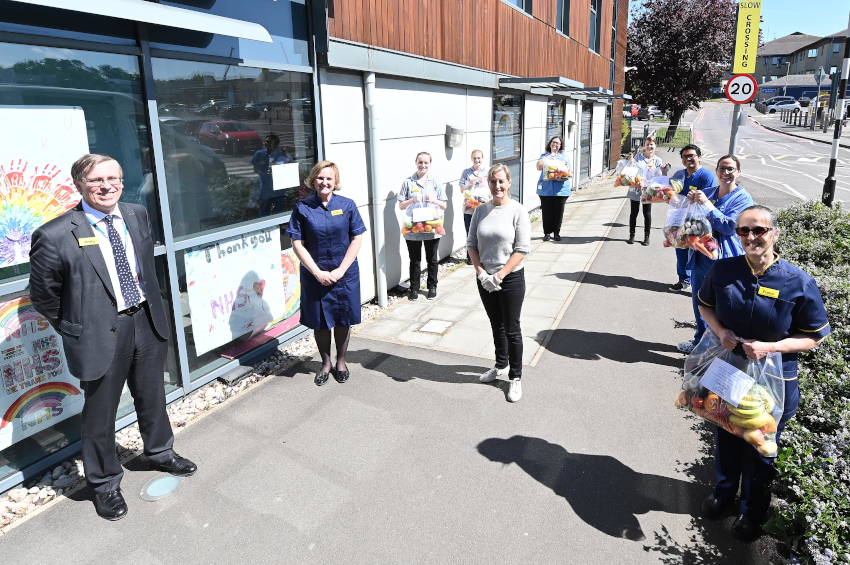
735;226;772;237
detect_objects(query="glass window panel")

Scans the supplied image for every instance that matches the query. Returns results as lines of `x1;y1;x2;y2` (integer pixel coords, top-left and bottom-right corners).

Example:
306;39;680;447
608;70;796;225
152;58;315;238
547;99;565;142
0;0;137;46
177;223;301;379
149;0;309;67
492;94;522;162
0;42;162;285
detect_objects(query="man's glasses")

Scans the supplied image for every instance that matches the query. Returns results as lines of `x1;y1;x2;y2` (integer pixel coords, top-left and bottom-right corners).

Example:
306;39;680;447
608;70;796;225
718;167;738;173
84;177;124;187
681;153;697;159
735;226;772;237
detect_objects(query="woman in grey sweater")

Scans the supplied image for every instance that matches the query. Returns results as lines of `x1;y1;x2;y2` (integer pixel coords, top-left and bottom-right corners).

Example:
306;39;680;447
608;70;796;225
467;164;531;402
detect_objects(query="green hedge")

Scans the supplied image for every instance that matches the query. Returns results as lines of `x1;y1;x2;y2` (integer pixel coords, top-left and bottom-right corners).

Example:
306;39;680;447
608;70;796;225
766;201;850;564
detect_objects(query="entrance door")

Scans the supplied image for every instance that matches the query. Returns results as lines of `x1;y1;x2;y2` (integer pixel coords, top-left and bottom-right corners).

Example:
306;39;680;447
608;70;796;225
579;102;592;181
492;93;523;201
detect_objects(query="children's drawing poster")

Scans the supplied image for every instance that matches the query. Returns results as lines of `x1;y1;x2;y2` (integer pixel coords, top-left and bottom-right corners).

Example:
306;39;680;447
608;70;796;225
184;228;286;355
0;295;83;449
0;106;88;268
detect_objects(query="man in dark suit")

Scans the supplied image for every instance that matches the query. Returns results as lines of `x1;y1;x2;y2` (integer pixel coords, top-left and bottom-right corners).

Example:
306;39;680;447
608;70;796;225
29;154;196;520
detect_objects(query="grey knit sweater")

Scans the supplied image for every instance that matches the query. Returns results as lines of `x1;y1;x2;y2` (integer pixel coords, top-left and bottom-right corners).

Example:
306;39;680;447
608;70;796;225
466;199;531;275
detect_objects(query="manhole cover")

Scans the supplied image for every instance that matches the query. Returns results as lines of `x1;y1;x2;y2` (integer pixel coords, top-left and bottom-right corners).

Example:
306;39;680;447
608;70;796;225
419;319;453;334
140;475;184;502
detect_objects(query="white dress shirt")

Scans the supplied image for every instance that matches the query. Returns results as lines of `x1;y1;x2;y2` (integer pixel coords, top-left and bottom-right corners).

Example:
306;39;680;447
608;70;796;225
81;200;147;311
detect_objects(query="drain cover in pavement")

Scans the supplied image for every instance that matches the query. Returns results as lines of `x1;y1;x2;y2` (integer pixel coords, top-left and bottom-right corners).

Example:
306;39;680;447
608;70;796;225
140;475;184;502
419;319;453;334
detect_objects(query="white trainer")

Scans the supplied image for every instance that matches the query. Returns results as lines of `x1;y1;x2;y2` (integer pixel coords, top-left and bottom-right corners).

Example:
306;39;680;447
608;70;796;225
479;366;509;383
507;379;522;402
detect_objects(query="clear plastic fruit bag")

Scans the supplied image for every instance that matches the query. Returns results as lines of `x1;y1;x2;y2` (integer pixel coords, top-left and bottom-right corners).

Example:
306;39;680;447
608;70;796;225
543;159;572;181
674;327;786;457
462;181;490;213
401;200;445;240
661;200;719;259
640;176;682;204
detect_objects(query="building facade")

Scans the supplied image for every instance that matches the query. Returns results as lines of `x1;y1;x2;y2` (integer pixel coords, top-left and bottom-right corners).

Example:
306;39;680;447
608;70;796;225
787;29;847;77
0;0;627;492
754;32;820;85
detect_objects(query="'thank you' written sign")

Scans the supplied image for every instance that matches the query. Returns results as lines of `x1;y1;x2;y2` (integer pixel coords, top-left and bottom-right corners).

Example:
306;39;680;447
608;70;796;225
185;229;286;355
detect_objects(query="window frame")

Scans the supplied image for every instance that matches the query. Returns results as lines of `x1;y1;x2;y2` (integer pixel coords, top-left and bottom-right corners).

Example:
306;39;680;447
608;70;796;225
556;0;570;36
589;0;602;54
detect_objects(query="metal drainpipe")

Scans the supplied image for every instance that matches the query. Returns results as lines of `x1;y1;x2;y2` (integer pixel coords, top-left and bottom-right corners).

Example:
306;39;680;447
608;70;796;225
364;72;388;307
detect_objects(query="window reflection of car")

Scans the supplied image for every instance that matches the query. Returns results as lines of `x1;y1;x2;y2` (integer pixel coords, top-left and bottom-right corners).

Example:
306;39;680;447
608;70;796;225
197;120;261;156
218;104;261;120
158;117;226;177
246;102;270;112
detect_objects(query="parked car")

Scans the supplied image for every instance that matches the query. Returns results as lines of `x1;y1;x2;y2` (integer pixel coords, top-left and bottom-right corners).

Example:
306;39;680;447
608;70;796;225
623;104;633;118
636;105;662;120
762;96;794;107
246;102;271;112
797;96;811;108
767;101;801;114
197;120;261;155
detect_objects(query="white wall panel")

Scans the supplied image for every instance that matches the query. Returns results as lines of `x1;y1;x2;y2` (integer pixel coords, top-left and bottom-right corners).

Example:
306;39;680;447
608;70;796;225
355;203;377;302
319;70;366;144
377;77;468;140
323;141;370;208
467;88;494;133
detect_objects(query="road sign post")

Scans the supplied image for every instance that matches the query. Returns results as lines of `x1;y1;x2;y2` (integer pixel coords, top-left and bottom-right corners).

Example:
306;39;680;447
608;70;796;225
823;16;850;207
726;74;759;155
812;66;824;131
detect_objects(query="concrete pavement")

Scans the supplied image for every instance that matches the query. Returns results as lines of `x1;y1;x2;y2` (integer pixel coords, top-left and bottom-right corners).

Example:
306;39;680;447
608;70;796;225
752;112;850;149
0;175;773;564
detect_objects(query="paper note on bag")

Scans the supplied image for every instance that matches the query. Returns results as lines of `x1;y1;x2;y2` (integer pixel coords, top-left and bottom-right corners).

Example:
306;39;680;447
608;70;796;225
699;357;755;407
666;207;688;227
411;207;436;222
271;163;300;191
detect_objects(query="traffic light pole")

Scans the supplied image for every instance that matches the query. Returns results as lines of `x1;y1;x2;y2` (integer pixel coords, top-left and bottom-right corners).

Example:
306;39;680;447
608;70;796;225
823;18;850;207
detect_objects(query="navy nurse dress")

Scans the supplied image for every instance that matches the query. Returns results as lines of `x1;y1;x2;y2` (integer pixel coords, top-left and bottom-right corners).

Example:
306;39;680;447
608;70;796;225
697;254;831;519
285;194;367;330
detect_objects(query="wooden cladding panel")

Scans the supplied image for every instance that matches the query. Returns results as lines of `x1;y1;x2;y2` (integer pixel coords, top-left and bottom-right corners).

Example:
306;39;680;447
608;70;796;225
328;0;619;91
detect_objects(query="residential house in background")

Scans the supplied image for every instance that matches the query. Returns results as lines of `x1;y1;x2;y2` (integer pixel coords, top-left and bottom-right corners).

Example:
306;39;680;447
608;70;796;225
755;32;820;84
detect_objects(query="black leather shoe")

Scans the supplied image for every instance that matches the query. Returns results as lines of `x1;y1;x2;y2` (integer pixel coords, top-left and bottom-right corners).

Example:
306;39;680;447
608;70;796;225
315;371;330;386
641;233;650;246
408;289;419;301
333;368;350;383
150;454;197;477
731;514;760;541
553;233;562;241
701;494;726;519
542;234;551;242
94;489;128;521
627;232;635;244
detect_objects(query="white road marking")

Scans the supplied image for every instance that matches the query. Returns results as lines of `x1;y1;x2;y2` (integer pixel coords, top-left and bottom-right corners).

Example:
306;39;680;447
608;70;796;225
739;172;808;200
781;183;808;200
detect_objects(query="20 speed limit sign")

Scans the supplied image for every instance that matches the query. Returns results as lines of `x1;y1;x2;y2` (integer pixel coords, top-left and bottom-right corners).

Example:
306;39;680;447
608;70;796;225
725;74;758;104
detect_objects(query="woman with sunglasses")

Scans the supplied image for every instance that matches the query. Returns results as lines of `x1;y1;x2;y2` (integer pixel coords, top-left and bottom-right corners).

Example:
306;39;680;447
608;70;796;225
696;204;830;541
676;155;753;354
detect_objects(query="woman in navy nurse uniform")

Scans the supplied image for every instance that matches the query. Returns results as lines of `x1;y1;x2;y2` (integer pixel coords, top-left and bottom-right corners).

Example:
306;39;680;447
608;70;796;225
697;205;831;541
287;161;367;387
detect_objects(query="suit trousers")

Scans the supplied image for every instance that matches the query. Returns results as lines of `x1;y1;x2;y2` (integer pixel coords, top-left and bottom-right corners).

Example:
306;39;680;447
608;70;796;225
80;302;175;493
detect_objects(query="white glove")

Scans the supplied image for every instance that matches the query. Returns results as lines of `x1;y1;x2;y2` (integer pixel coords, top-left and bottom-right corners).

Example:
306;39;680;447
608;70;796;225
481;273;502;293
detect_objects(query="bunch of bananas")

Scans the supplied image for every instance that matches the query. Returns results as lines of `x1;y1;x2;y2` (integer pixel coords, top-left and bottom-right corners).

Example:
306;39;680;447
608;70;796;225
725;385;776;429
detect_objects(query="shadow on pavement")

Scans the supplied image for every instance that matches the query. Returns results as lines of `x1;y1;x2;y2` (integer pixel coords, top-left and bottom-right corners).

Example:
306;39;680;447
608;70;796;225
476;435;702;541
538;328;684;368
552;271;674;294
477;435;765;563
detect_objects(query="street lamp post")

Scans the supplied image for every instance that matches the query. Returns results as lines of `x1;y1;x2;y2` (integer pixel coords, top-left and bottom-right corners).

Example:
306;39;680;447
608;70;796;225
782;61;791;96
822;15;850;207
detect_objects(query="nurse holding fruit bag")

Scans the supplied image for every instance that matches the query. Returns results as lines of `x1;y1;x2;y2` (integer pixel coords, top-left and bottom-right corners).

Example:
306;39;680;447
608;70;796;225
535;136;571;241
398;152;447;301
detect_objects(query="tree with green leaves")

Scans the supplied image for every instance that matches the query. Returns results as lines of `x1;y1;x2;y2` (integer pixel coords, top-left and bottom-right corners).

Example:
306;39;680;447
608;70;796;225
626;0;736;139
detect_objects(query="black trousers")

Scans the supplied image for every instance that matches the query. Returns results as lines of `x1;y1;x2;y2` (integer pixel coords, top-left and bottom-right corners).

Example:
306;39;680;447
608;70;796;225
629;199;652;235
540;195;568;236
407;238;440;290
80;302;175;493
477;269;525;379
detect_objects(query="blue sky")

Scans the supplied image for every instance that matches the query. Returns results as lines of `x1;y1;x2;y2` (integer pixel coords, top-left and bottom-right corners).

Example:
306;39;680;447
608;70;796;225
760;0;848;42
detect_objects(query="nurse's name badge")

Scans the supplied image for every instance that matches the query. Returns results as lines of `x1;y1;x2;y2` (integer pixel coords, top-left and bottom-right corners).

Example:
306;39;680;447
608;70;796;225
758;286;780;299
331;209;343;216
78;237;99;247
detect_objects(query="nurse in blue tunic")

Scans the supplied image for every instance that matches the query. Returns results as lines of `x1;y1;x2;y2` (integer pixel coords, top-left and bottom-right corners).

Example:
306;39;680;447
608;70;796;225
697;205;830;541
677;155;753;354
287;161;367;387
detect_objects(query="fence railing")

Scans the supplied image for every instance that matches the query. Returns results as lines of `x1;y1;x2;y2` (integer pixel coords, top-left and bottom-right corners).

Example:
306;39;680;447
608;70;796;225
629;122;692;153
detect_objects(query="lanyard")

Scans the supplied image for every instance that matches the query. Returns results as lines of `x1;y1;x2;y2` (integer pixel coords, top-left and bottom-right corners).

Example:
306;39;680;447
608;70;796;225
88;216;129;252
